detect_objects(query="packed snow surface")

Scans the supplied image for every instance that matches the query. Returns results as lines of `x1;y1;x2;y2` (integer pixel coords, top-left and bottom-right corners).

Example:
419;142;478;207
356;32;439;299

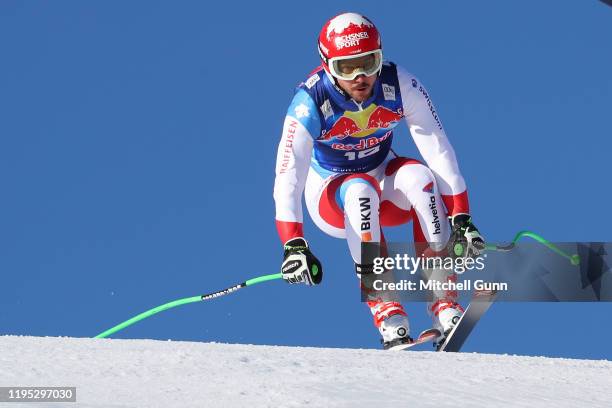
1;336;611;407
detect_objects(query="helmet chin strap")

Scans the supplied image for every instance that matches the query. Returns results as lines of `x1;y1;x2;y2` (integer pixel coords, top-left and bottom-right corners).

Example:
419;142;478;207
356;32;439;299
319;47;343;93
322;69;345;95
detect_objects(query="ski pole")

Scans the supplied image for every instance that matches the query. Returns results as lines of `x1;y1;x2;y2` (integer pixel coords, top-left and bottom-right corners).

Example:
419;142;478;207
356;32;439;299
94;231;577;339
485;230;580;265
94;272;282;339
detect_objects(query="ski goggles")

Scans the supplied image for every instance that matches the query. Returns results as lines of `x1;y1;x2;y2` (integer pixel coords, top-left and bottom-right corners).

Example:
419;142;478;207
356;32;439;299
328;50;383;81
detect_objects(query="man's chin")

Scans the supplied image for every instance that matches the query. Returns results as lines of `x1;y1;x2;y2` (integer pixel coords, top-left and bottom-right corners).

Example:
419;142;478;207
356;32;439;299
351;88;371;101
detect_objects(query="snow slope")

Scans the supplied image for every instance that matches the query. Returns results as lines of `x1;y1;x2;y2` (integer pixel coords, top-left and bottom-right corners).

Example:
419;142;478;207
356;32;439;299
1;336;611;408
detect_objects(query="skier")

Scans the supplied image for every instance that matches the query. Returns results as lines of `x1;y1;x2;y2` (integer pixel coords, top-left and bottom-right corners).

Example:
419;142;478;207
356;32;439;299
274;12;485;349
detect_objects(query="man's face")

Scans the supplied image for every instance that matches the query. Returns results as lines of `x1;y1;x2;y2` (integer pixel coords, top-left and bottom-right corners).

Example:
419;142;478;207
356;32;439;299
336;74;377;103
330;51;381;102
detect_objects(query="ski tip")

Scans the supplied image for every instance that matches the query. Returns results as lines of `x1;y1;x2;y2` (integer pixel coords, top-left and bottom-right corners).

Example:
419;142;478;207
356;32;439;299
418;328;442;339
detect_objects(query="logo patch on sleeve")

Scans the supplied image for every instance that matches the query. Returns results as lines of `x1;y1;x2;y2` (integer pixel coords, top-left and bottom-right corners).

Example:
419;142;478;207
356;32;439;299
305;73;321;89
382;84;396;101
294;103;310;118
320;99;334;120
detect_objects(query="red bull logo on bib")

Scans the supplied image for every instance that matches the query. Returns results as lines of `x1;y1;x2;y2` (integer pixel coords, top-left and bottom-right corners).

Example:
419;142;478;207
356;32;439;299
320;104;403;141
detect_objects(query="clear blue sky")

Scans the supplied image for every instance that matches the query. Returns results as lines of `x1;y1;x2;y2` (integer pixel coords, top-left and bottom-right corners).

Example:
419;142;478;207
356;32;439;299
1;1;611;359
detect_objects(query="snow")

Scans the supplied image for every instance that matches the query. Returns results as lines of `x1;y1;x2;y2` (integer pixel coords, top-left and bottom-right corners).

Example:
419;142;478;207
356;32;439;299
1;336;611;407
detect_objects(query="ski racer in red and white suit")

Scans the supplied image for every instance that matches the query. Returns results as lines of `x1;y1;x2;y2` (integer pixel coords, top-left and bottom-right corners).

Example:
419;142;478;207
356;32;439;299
274;12;485;349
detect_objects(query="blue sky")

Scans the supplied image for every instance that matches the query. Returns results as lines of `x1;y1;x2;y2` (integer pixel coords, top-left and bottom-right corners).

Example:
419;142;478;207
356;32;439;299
1;1;611;359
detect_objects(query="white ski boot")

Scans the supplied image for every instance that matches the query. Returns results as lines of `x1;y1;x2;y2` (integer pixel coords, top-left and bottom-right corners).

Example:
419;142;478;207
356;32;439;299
380;314;412;350
431;301;463;349
367;300;412;350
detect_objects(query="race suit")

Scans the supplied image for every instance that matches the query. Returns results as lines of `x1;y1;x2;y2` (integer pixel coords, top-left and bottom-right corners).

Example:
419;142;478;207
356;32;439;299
273;61;468;327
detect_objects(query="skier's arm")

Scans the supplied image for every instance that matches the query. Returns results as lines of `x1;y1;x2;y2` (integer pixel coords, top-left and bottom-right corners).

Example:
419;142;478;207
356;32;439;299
397;66;485;254
274;89;325;285
273;89;320;244
397;66;469;216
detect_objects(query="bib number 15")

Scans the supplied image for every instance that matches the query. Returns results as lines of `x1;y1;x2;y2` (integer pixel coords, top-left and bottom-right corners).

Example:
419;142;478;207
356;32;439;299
344;146;380;161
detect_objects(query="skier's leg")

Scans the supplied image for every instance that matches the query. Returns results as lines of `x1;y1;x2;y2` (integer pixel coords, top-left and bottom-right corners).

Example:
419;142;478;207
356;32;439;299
336;173;411;347
414;216;464;338
380;157;463;336
380;157;449;247
304;167;410;348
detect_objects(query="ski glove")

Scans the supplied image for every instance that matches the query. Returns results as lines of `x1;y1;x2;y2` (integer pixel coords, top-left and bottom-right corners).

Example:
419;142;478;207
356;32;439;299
281;237;323;285
448;213;486;258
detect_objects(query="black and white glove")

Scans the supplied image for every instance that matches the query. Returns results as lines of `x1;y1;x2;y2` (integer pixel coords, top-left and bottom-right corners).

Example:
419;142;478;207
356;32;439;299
281;238;323;285
448;213;486;258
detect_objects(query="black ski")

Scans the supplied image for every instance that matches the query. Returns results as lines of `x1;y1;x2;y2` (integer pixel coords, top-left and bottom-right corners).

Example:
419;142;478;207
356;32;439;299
437;290;497;352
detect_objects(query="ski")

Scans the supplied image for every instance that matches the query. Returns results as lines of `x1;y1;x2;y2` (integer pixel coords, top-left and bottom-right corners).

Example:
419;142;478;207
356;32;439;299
387;328;442;351
437;290;497;352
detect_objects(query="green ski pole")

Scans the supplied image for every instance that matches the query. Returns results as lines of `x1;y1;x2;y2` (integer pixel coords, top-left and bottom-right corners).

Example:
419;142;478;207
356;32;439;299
94;230;578;339
485;230;580;265
94;272;282;339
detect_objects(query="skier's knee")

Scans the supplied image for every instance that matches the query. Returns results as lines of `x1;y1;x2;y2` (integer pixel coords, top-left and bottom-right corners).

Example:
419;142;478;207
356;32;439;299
387;157;436;192
337;173;381;210
397;163;436;192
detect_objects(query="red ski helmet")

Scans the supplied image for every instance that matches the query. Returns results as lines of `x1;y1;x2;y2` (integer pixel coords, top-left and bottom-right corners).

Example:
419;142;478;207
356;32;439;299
318;13;383;81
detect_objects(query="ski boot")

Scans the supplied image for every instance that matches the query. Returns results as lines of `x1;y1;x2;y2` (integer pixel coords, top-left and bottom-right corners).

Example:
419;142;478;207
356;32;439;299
431;301;464;350
368;300;412;350
380;314;413;350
